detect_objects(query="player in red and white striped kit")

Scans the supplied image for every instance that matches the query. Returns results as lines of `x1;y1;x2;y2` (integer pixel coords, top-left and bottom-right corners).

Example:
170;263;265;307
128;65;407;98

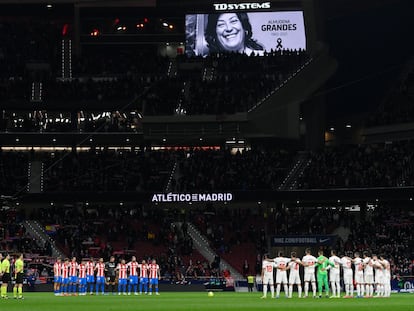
138;260;149;294
85;257;95;295
127;256;139;295
53;257;62;296
61;258;70;296
148;259;160;296
78;261;87;296
68;257;79;295
95;258;106;295
117;259;128;295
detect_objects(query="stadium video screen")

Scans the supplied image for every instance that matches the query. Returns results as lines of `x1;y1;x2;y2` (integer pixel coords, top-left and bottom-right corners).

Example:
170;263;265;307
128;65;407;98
185;11;306;57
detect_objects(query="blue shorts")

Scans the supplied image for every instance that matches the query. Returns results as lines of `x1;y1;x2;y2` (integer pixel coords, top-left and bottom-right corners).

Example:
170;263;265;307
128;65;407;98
119;278;127;285
129;276;138;285
69;276;78;283
150;278;158;285
54;276;62;283
96;276;105;284
86;275;95;283
62;278;69;285
78;278;87;285
140;277;148;284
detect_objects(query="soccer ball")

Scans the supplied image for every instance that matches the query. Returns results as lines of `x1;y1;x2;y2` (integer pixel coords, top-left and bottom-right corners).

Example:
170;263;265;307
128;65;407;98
208;291;214;297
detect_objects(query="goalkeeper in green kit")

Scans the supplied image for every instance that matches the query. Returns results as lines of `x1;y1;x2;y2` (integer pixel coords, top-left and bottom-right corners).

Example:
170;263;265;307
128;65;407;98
315;250;335;298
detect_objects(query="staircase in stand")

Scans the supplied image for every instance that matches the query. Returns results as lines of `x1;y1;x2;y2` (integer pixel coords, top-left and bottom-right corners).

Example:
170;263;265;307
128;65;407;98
278;151;310;190
181;222;243;280
23;220;65;258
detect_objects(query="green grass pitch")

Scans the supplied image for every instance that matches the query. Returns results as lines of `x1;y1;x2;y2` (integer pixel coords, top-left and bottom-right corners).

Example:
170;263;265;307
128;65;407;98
1;292;413;311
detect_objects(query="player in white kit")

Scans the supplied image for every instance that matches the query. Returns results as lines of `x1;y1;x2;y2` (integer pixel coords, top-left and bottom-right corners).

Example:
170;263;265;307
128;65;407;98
286;252;302;298
301;248;317;298
340;253;354;298
363;251;374;297
353;252;365;298
273;251;291;298
372;254;384;297
261;254;276;299
328;250;342;298
379;255;391;297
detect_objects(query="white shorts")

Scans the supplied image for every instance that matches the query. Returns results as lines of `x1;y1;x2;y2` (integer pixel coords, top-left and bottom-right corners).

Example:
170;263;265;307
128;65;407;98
343;273;353;285
329;271;340;283
262;275;274;286
364;274;374;284
289;272;301;285
304;272;316;283
355;273;364;284
375;273;384;285
276;272;288;284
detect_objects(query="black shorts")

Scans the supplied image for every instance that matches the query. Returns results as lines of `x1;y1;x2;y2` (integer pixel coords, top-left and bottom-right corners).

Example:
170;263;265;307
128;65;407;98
2;273;10;283
15;273;24;284
107;276;116;283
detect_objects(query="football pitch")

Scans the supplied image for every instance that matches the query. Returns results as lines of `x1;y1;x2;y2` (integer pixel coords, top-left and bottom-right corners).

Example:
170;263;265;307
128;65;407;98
1;292;413;311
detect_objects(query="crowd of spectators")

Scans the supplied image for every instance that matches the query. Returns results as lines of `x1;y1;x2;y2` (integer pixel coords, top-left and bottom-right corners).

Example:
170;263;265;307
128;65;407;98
193;204;413;277
42;149;177;192
298;141;414;189
0;208;51;257
0;151;30;196
33;205;216;281
176;50;309;115
2;38;310;118
1;110;142;133
172;148;292;192
337;205;413;276
0;21;60;78
367;68;414;126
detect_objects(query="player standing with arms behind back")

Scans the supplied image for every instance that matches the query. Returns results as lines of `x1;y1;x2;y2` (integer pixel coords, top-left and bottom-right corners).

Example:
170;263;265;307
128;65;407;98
53;257;62;296
68;257;78;295
95;258;106;295
260;254;275;299
78;260;87;296
148;259;160;295
116;259;128;295
105;256;117;295
127;256;139;295
138;260;149;295
85;257;95;295
302;248;317;298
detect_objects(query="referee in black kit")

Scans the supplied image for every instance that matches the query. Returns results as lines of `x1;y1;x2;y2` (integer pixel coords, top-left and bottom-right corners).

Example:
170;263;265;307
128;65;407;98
105;256;117;295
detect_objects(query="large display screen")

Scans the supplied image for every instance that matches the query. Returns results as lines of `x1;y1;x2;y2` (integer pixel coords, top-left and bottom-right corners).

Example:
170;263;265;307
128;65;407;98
185;11;306;57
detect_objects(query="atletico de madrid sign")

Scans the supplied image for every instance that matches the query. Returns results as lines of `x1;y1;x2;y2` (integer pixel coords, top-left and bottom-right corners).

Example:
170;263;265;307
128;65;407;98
151;192;233;203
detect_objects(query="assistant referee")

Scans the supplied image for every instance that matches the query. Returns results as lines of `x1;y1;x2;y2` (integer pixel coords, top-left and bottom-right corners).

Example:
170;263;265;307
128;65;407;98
13;254;24;299
1;253;11;299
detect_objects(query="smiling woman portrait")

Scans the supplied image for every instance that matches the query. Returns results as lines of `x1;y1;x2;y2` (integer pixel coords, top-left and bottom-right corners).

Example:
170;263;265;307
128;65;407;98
205;12;264;55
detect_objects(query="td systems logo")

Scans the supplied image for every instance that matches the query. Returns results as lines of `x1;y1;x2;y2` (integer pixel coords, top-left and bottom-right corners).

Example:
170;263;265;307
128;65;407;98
213;2;271;11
